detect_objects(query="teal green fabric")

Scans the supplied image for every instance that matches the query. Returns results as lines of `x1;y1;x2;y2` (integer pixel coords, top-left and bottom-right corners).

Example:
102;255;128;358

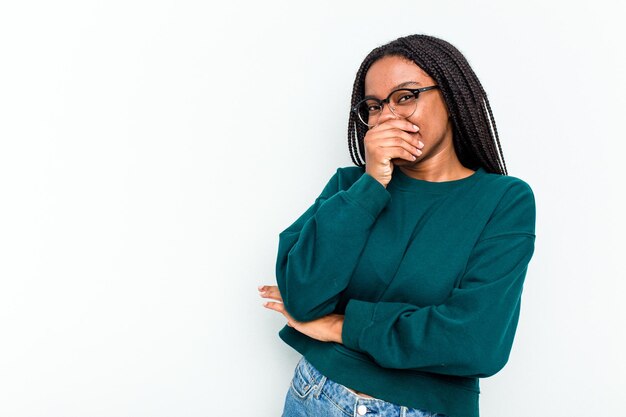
275;165;536;417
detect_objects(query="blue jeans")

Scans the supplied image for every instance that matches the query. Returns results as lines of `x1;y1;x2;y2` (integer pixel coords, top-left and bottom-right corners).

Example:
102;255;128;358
281;356;447;417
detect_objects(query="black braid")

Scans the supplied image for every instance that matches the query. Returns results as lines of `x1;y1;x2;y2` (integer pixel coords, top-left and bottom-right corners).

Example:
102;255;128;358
347;34;508;175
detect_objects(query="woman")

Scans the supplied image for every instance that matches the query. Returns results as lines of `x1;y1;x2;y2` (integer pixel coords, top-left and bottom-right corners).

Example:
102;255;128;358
259;34;536;417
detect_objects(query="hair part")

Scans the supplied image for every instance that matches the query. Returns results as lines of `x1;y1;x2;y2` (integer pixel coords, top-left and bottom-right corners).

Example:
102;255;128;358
347;34;508;175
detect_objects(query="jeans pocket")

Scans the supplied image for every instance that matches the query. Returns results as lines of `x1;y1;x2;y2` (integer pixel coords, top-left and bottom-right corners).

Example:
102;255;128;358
289;358;316;399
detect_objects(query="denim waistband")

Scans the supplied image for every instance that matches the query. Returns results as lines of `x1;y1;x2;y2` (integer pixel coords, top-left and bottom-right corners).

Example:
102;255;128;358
297;356;435;417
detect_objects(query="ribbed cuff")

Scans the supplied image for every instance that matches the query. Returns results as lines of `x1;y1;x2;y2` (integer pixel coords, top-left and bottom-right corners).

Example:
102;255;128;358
341;299;377;351
344;173;391;220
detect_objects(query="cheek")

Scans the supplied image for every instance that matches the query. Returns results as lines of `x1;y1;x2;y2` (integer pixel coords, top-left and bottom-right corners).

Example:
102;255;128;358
409;106;448;136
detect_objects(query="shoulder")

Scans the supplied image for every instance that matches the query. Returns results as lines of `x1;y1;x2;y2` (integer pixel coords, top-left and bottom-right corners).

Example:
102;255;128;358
336;165;366;186
479;170;535;204
477;171;536;237
318;165;366;198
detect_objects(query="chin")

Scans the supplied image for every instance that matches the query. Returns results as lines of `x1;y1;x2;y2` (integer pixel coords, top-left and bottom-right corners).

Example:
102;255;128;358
391;158;419;167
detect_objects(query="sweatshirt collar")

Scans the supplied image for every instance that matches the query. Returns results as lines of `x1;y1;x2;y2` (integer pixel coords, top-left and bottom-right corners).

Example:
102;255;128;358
390;166;485;193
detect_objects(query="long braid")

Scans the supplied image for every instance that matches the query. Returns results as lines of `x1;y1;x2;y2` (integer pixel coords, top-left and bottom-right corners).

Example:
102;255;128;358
347;34;508;175
405;35;501;173
347;64;368;166
431;33;507;173
484;97;508;174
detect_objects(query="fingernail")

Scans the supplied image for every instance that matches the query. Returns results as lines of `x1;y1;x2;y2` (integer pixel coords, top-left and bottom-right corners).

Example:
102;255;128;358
412;124;419;131
418;141;424;148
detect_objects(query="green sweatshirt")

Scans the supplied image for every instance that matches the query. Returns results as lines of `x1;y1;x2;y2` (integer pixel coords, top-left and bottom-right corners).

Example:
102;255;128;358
275;165;536;417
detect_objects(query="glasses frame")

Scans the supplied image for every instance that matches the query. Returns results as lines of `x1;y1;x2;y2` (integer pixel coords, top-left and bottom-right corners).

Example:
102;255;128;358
352;85;440;127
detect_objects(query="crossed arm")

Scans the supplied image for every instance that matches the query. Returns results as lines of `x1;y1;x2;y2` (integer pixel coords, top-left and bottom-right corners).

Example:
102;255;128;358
259;284;344;344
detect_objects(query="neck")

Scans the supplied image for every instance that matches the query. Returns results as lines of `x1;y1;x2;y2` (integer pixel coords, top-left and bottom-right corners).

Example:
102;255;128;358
398;141;474;182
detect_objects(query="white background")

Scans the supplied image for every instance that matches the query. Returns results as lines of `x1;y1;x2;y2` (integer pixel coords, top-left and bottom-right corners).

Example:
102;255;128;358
1;1;625;416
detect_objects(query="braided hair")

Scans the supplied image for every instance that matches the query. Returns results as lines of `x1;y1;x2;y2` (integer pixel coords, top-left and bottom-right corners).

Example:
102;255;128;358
347;34;507;175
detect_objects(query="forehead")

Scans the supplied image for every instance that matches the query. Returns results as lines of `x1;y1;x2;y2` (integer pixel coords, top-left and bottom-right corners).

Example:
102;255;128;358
364;55;433;96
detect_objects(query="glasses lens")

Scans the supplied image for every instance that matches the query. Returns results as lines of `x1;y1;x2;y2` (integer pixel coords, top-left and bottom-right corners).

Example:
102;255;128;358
356;99;382;127
389;89;417;118
355;89;419;126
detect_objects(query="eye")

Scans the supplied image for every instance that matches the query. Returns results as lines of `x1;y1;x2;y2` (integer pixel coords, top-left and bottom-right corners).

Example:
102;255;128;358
361;100;382;113
397;93;416;103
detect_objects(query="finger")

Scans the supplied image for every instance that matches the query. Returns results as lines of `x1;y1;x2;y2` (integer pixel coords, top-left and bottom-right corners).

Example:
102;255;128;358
366;132;421;159
269;286;283;300
264;301;297;327
369;137;422;162
368;128;421;148
383;146;420;162
259;285;283;301
375;136;423;158
371;119;420;134
263;301;285;313
258;284;280;290
369;146;415;164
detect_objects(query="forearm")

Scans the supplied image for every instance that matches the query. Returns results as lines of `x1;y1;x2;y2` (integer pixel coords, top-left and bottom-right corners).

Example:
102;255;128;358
276;174;390;322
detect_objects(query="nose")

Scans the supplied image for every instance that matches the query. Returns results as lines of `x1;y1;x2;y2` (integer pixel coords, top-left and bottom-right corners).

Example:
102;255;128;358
377;102;399;124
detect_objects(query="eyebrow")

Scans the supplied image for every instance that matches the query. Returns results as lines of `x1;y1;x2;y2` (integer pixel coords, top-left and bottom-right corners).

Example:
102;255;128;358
363;81;422;100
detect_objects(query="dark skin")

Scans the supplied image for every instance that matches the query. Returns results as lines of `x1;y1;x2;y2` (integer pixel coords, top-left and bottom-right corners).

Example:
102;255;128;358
258;285;344;343
259;55;476;397
362;55;475;185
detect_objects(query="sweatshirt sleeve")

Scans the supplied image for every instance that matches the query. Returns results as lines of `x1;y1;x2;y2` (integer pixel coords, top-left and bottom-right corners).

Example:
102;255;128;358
275;168;391;323
341;179;536;378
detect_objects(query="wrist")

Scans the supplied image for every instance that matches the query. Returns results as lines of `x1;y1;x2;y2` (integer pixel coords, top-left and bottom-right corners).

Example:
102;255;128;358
334;315;345;344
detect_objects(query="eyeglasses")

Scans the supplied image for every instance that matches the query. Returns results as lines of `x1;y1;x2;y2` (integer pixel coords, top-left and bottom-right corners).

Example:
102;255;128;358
352;85;440;127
